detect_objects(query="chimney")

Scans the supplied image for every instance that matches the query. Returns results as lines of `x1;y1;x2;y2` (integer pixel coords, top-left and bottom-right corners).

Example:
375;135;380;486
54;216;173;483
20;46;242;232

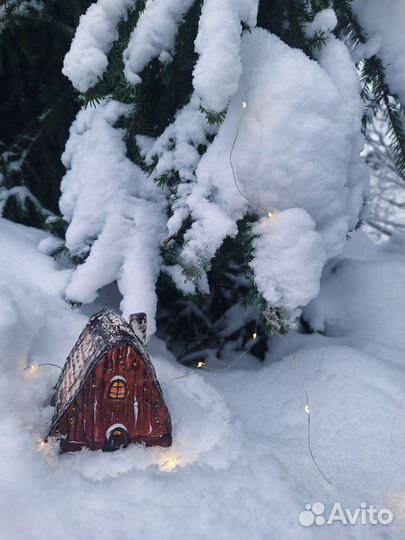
129;313;147;344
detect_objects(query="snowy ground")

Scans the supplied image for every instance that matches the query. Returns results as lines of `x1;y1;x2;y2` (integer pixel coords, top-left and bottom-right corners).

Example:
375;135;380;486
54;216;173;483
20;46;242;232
0;217;404;540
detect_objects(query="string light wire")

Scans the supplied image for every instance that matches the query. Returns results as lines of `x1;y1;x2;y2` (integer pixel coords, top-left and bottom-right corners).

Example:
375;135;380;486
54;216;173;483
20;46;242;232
275;333;333;485
229;90;274;217
229;91;331;484
229;94;252;207
202;319;259;373
159;455;181;470
29;333;332;484
169;326;333;486
170;321;259;378
305;390;332;485
169;345;253;380
24;363;63;371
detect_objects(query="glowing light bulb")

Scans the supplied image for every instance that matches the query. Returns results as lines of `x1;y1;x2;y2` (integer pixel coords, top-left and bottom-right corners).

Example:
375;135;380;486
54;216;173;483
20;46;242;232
160;456;180;471
304;404;310;415
31;364;39;370
268;211;274;219
196;361;205;369
242;100;247;109
37;439;46;451
252;332;257;340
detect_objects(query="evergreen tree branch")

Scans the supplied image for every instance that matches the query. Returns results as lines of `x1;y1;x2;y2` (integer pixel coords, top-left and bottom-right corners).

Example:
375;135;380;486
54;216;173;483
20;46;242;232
334;0;405;179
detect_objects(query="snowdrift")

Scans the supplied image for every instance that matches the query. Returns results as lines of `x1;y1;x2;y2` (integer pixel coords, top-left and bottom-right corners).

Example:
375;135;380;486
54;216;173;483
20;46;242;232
0;218;403;540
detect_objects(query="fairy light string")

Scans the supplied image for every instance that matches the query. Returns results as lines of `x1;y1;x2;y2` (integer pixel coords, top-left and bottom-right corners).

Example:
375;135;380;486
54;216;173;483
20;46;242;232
169;326;333;486
229;93;252;207
275;333;333;486
30;330;332;483
24;362;63;372
228;92;332;483
159;455;181;471
305;390;332;485
160;332;333;477
229;90;275;219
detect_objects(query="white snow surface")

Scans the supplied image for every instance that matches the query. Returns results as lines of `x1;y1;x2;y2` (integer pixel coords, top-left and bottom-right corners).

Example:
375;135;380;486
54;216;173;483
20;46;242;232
352;0;405;103
0;219;403;540
123;0;195;85
0;218;71;297
62;0;134;93
60;100;167;335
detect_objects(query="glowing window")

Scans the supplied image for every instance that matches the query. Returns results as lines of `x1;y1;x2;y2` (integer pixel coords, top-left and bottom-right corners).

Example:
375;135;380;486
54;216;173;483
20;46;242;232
109;380;127;399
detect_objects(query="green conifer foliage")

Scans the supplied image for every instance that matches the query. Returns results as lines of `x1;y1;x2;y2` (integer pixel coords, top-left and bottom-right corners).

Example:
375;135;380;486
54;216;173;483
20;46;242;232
0;0;91;227
333;0;405;179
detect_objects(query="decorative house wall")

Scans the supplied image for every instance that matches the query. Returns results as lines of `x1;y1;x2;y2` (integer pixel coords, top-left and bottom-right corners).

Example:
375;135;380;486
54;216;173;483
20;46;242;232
47;309;172;453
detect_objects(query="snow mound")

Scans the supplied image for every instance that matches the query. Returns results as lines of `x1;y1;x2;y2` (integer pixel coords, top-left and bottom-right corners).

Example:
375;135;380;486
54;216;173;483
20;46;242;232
63;349;242;481
0;218;70;297
0;222;403;539
305;231;405;351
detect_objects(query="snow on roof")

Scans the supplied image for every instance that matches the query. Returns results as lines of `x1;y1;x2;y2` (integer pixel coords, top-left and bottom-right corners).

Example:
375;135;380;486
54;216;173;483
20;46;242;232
50;308;153;431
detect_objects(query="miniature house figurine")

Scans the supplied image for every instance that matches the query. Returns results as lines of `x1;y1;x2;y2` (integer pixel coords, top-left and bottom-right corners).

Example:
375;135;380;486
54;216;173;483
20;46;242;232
47;308;172;453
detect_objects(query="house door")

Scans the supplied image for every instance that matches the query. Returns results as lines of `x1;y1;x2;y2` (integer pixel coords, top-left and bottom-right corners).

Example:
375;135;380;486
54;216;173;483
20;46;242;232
105;426;129;451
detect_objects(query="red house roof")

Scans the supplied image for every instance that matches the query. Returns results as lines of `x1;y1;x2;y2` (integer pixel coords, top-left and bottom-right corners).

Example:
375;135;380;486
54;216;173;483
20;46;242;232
50;308;160;432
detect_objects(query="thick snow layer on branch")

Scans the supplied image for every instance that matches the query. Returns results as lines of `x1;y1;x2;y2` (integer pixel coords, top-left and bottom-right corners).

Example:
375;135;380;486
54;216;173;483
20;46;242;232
193;0;259;112
304;8;337;39
141;94;213;183
352;0;405;103
63;21;367;319
63;0;133;93
123;0;195;85
140;94;217;238
250;209;326;311
60;100;167;335
181;28;367;310
317;35;368;233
